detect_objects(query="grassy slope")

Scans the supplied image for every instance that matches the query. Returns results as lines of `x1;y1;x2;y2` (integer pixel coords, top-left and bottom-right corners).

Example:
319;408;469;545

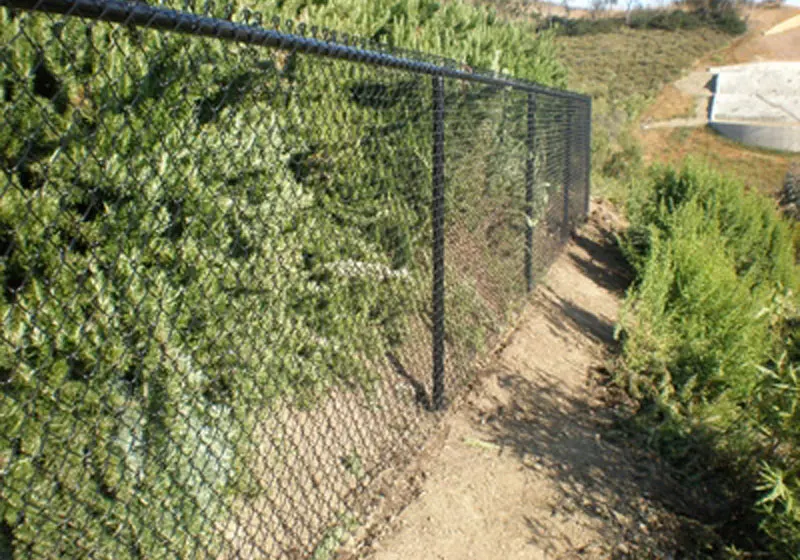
558;26;728;103
649;126;799;195
632;10;800;195
553;25;731;200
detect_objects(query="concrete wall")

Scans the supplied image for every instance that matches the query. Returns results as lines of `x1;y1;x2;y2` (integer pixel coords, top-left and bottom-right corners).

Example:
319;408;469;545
709;62;800;153
710;121;800;153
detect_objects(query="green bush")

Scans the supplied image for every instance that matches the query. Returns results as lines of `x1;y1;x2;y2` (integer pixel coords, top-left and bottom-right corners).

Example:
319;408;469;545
1;16;412;557
539;16;625;37
708;7;747;35
543;7;746;37
628;7;746;35
628;10;702;31
618;162;800;556
0;2;567;557
601;133;643;180
269;0;566;84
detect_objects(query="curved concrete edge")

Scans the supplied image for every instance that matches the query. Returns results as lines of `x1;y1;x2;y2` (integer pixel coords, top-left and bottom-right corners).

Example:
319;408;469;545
764;13;800;36
708;61;800;74
710;121;800;152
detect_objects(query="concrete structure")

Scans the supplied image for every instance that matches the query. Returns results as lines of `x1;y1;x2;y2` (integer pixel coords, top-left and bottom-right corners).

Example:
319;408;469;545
709;62;800;153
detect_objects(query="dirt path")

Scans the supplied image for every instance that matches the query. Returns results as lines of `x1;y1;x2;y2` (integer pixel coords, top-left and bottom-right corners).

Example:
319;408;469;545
727;5;800;62
348;204;701;560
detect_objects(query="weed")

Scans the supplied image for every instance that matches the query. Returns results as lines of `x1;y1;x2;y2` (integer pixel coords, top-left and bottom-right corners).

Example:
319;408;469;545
671;126;694;144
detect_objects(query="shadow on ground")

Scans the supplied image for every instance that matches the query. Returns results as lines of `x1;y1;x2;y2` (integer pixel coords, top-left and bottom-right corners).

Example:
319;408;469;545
569;229;633;296
475;224;730;557
475;367;724;557
362;206;754;560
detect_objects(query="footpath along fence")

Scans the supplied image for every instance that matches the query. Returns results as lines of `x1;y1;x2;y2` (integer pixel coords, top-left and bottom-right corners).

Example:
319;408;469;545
0;1;591;558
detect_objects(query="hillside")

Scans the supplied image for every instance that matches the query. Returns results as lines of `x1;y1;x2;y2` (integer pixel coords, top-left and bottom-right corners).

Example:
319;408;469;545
552;20;732;197
0;1;572;558
635;5;800;194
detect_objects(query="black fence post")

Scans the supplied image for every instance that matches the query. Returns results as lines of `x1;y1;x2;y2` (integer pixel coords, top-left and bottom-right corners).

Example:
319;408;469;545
525;92;537;293
562;99;572;240
584;101;592;218
432;75;446;411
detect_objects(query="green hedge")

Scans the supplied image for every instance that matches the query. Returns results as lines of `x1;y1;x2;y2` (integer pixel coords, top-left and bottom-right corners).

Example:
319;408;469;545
0;1;566;557
541;7;746;37
619;162;800;556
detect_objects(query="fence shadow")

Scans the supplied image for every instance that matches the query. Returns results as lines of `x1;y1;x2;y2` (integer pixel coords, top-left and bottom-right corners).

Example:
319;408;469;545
568;230;634;296
468;228;728;556
474;364;726;556
541;289;617;345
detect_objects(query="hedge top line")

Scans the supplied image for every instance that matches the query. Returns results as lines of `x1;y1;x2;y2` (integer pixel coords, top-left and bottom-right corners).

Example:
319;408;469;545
2;0;591;103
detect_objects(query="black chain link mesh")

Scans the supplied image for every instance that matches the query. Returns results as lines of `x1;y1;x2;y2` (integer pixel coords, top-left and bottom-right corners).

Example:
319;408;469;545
0;2;590;558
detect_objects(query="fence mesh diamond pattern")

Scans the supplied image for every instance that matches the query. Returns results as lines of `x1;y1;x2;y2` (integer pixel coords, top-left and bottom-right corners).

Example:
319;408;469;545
0;2;590;558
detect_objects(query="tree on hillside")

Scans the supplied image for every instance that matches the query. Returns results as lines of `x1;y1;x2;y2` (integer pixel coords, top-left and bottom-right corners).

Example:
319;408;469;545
625;0;640;24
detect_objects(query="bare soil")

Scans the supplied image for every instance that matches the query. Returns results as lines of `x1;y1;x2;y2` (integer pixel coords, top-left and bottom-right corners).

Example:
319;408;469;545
725;5;800;62
340;202;714;560
642;84;698;123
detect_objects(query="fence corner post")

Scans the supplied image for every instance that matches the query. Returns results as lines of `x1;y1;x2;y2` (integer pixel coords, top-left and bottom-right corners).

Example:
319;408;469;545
562;99;573;241
432;75;446;411
525;92;537;294
584;100;592;219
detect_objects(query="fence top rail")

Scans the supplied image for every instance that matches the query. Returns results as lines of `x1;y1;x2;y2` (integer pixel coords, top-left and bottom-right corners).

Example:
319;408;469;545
2;0;591;103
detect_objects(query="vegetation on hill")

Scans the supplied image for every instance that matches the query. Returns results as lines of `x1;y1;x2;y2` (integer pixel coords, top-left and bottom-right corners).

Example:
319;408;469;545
618;162;800;556
256;0;566;84
546;0;749;202
560;25;727;107
541;7;746;37
551;4;800;554
0;0;567;557
557;24;729;197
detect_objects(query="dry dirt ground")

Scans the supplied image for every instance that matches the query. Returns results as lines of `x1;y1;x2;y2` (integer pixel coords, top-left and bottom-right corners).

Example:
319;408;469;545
340;203;713;560
726;5;800;63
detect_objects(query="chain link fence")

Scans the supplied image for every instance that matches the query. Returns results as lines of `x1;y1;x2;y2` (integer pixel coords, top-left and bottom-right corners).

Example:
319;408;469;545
0;1;590;557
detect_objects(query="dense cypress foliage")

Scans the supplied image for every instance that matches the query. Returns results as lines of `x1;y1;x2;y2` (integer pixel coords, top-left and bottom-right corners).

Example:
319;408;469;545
619;163;800;557
0;1;566;557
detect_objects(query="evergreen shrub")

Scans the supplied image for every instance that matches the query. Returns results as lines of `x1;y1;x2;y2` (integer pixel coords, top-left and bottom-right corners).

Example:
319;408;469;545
0;1;567;557
619;162;800;556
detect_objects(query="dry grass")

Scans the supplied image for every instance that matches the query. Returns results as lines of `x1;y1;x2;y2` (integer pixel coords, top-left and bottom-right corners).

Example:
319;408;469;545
642;84;698;121
639;126;800;194
558;27;729;104
632;7;800;196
